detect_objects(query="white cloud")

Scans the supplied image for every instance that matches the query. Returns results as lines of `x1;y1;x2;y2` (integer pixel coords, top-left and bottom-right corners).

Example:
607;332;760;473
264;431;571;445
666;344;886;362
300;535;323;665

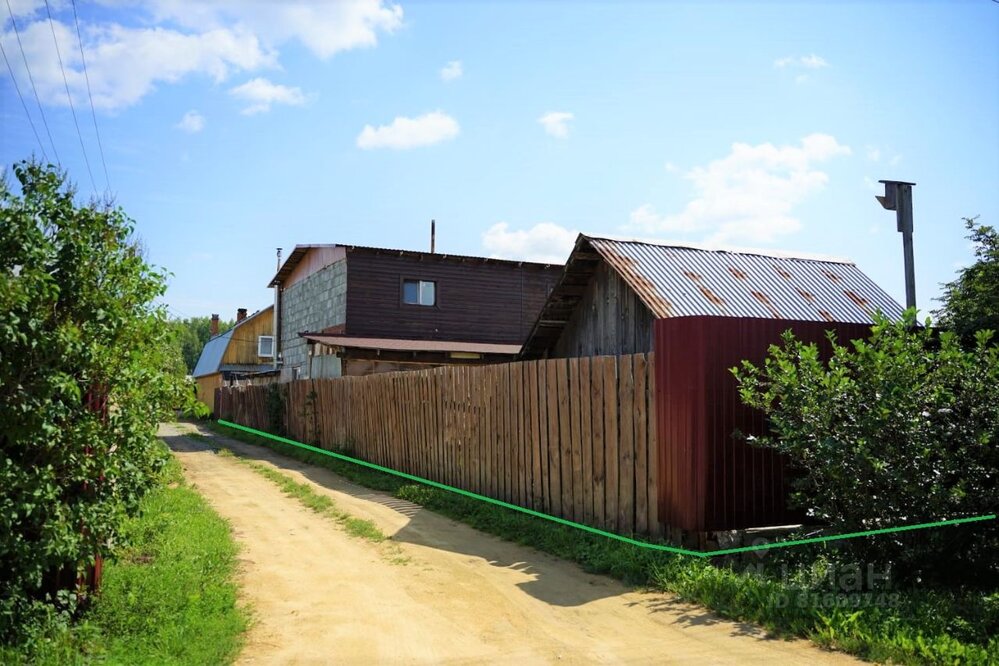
629;133;852;244
142;0;404;59
1;1;401;111
356;111;459;150
482;222;578;263
2;18;275;110
440;60;462;81
229;77;306;114
866;146;881;162
774;54;829;69
4;0;45;19
800;54;829;69
538;111;573;139
176;110;205;132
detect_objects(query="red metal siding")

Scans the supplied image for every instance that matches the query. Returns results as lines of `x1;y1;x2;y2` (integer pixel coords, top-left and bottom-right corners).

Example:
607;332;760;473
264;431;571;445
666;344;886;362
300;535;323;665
654;316;871;532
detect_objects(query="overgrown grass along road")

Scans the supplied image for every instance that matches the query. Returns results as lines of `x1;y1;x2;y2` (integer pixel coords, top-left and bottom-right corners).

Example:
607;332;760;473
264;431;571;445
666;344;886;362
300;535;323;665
1;443;248;665
207;421;999;666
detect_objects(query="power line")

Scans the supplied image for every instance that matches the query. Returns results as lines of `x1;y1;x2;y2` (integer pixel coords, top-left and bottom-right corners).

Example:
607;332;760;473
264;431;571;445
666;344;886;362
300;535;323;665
70;0;110;194
44;0;97;195
0;33;48;161
4;0;60;164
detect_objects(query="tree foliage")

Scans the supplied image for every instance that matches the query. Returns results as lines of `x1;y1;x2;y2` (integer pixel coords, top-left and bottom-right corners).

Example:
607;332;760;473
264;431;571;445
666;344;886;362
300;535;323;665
734;313;998;587
0;162;196;641
169;316;233;374
935;216;999;345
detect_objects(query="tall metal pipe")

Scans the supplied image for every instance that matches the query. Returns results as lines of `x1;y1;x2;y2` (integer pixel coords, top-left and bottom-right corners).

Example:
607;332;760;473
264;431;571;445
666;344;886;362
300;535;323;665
876;180;917;311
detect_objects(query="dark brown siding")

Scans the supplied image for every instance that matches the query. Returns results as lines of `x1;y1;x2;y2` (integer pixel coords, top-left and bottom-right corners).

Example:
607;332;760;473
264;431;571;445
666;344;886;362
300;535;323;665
552;262;655;358
345;250;561;344
654;316;872;533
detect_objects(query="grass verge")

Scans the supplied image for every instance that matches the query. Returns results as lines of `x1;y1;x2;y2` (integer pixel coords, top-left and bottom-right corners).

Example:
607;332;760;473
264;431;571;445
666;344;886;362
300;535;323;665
214;447;386;543
205;421;999;666
0;442;248;665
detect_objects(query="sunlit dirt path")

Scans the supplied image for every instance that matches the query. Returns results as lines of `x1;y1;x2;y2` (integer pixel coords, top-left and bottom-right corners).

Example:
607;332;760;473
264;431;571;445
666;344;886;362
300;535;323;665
160;421;858;665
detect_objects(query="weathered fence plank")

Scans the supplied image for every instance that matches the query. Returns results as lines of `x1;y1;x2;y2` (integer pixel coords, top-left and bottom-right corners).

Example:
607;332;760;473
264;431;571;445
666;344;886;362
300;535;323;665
218;353;657;536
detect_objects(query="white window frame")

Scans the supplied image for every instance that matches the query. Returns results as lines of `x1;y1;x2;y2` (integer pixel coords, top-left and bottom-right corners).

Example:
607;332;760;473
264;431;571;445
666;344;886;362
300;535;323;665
403;279;436;306
257;335;274;357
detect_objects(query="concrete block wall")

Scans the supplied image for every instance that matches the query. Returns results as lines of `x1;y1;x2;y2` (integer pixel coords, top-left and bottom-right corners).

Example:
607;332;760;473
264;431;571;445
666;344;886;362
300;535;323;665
280;259;347;376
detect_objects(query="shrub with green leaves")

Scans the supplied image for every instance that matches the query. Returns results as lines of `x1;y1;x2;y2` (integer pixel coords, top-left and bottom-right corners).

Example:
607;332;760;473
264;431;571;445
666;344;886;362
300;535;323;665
734;312;998;587
0;161;196;643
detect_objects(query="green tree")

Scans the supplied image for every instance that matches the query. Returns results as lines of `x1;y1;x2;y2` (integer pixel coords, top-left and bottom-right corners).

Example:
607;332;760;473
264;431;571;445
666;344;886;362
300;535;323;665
0;161;196;642
935;216;999;345
734;313;998;587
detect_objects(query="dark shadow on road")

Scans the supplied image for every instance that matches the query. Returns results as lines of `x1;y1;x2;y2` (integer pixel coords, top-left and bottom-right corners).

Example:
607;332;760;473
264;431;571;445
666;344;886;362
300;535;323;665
161;420;781;640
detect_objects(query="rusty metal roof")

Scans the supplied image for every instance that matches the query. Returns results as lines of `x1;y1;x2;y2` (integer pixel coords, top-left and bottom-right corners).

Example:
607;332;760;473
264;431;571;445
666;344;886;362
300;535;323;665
587;236;904;322
520;234;904;359
301;333;521;356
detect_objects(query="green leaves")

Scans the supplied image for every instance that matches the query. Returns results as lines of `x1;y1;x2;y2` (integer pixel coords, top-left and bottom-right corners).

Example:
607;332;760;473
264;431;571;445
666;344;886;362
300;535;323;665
935;216;999;347
733;312;999;587
1;161;189;643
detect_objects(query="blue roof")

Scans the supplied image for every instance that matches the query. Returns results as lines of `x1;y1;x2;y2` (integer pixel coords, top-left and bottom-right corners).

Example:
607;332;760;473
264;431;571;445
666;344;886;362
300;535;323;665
192;329;233;377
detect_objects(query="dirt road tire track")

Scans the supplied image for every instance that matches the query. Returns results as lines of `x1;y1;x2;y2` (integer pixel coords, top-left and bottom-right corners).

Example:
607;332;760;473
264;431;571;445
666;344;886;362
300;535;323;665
160;422;857;665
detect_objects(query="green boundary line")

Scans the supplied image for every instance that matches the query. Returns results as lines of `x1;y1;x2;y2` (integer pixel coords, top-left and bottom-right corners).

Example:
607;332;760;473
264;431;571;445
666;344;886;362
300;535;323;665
216;419;995;557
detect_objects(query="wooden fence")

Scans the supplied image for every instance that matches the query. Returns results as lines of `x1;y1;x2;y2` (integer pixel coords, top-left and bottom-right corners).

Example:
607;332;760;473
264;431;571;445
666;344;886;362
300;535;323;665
217;353;661;537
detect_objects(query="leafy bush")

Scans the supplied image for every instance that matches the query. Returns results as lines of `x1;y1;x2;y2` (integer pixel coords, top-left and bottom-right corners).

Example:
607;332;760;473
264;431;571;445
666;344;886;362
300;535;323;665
0;162;194;643
734;312;999;587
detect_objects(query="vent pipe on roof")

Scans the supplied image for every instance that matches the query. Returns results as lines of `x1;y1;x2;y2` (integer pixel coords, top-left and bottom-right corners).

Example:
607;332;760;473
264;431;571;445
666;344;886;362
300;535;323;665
875;180;916;311
431;219;436;254
273;248;282;371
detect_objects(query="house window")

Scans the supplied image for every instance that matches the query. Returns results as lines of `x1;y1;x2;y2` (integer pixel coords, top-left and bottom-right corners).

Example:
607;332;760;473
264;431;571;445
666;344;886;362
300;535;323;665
258;335;274;357
403;279;436;306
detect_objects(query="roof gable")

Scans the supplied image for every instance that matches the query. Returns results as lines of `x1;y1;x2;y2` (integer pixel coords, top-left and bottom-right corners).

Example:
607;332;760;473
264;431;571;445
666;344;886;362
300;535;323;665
268;242;562;287
521;234;904;358
191;305;273;377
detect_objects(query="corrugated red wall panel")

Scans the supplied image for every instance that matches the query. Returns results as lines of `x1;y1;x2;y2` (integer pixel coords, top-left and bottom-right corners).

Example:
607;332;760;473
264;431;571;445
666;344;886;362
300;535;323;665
654;316;871;532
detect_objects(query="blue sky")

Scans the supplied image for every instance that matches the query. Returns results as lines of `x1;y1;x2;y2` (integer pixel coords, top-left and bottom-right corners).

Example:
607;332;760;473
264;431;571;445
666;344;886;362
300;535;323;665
2;0;997;321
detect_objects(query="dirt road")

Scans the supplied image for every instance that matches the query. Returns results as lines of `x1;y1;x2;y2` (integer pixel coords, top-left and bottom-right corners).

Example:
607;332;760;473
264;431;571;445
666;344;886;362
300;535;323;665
160;422;857;665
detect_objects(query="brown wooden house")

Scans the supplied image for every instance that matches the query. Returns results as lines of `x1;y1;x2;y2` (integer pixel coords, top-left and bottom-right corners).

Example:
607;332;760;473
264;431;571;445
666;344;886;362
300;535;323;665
269;244;562;379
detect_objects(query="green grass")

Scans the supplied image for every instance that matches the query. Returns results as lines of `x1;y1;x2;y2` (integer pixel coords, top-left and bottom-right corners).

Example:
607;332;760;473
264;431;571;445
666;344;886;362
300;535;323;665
1;444;248;665
214;447;386;543
205;421;999;666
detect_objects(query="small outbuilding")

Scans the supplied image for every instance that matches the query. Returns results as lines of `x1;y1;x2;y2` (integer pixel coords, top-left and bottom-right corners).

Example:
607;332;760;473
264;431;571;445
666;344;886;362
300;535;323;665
521;234;905;535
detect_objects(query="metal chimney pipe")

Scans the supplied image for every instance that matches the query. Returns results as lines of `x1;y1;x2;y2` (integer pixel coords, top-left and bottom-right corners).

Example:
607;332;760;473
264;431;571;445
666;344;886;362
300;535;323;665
875;180;917;311
273;247;282;371
431;219;436;254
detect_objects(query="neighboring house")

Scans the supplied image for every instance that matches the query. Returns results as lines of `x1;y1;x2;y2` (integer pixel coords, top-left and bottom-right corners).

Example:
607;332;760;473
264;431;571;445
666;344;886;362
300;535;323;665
268;244;562;379
521;234;905;534
192;306;276;410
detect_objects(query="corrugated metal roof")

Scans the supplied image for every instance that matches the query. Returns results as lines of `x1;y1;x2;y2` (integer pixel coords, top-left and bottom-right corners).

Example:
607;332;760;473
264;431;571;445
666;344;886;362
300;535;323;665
587;236;904;323
301;333;521;355
192;306;274;377
192;329;232;377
